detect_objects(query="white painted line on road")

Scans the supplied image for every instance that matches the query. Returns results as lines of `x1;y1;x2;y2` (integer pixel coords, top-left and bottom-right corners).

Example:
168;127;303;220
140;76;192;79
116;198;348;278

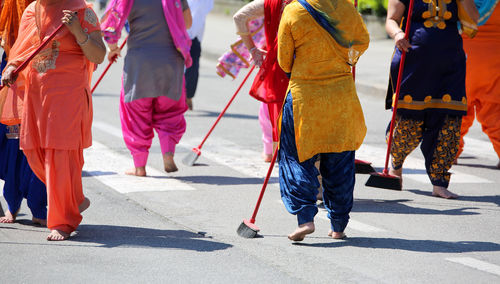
83;141;196;193
446;257;500;277
317;214;386;233
356;144;493;184
462;136;498;161
179;137;279;181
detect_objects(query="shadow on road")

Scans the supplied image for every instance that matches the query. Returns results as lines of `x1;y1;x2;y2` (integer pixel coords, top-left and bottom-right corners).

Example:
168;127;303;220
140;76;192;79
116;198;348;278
82;170;116;177
72;224;233;251
293;237;500;253
352;198;480;215
171;175;278;186
455;163;499;170
408;189;500;207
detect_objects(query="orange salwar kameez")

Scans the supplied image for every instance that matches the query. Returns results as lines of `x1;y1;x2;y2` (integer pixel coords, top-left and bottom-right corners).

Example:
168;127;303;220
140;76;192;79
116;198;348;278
459;6;500;162
5;0;99;234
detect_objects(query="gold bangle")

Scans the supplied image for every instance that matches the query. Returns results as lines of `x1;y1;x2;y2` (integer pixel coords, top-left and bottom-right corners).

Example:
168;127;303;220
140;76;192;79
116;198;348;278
78;33;90;46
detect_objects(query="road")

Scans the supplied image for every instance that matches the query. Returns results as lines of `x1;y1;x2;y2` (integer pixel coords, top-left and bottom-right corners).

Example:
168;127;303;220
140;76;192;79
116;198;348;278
1;13;500;284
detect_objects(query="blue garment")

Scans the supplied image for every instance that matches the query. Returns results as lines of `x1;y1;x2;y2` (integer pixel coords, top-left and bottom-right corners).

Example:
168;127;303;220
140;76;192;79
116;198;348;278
476;0;499;25
0;124;47;219
279;93;355;232
390;0;467;116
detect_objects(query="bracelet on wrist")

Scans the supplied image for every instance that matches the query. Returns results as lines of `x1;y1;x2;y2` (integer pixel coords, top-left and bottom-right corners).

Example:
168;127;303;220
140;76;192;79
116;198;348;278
77;33;90;46
392;30;404;38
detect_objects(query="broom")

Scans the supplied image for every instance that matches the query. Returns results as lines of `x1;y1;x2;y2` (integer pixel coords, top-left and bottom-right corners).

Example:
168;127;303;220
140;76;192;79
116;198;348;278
0;23;65;91
182;65;256;166
237;146;278;238
351;0;376;174
365;0;415;190
90;36;128;94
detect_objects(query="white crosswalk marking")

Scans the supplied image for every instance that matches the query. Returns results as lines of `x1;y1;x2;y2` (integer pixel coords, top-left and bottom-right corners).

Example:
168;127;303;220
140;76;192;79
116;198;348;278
179;137;279;180
83;141;196;193
446;257;500;277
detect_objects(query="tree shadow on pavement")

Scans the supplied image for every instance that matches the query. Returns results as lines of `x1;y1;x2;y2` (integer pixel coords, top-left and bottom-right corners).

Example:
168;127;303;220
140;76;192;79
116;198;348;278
351;198;480;215
170;175;278;186
293;237;500;253
408;189;500;207
73;224;232;252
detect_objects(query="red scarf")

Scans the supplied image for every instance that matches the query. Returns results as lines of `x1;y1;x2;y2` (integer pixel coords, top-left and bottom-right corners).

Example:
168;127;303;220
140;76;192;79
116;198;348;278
249;0;289;103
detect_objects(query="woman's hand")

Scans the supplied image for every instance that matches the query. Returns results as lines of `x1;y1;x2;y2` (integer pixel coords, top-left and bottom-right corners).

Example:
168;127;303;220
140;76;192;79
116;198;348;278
107;43;121;62
250;47;267;67
1;65;17;87
62;10;84;37
394;31;411;52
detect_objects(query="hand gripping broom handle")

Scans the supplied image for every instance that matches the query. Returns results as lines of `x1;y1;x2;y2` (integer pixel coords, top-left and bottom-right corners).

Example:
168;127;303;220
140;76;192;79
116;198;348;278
0;23;65;91
383;0;415;174
90;36;129;94
250;146;278;223
196;65;256;149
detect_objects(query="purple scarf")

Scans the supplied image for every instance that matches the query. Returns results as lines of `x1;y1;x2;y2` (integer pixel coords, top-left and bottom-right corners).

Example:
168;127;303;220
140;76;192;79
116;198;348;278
101;0;192;67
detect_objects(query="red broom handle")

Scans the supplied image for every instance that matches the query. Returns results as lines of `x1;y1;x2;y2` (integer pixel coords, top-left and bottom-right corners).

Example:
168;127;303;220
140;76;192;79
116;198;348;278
0;23;65;91
383;0;415;174
196;65;256;149
250;146;278;223
90;36;128;94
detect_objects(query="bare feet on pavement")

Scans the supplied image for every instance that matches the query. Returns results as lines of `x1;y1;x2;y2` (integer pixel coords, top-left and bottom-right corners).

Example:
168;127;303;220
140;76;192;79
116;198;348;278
432;186;458;199
79;197;91;213
0;210;16;223
163;152;178;173
47;229;70;241
288;222;315;242
328;230;346;239
125;167;146;176
32;217;47;226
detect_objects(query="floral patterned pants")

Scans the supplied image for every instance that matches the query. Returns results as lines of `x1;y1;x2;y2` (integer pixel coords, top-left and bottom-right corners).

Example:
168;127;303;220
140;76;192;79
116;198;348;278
390;113;462;188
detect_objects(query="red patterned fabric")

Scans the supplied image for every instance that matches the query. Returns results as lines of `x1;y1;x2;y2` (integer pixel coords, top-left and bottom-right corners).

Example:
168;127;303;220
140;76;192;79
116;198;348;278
249;0;289;104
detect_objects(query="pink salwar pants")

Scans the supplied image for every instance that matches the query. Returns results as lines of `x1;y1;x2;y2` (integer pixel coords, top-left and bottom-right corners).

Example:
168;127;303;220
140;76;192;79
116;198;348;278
119;89;187;168
259;102;273;155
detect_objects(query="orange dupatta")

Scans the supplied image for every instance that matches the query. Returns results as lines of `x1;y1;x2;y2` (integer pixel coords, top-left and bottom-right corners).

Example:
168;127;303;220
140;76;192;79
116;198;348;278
0;0;94;125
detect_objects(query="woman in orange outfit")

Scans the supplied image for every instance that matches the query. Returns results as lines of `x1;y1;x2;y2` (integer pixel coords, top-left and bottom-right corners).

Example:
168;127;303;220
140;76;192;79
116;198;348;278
1;0;105;240
458;3;500;168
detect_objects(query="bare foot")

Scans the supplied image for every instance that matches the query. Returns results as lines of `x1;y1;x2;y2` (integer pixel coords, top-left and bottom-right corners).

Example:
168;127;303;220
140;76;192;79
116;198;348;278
47;230;70;241
79;197;91;213
288;222;315;242
262;152;272;163
0;210;16;223
163;152;178;173
32;217;47;226
125;167;146;176
432;186;459;199
389;167;402;178
328;230;347;239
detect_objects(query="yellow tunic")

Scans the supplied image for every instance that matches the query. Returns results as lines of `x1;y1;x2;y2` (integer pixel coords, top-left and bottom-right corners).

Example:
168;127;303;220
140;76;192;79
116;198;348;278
277;0;370;162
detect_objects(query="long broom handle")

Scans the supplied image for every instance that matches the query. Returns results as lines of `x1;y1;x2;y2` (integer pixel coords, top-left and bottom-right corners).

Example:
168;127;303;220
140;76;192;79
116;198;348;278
0;23;65;91
90;36;129;94
383;0;415;174
196;65;256;149
250;146;278;223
